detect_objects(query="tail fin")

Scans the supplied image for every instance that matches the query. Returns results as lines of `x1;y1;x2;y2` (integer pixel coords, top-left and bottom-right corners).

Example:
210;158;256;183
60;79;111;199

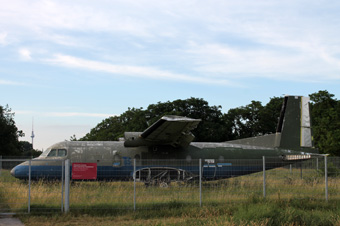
275;95;316;152
226;95;317;153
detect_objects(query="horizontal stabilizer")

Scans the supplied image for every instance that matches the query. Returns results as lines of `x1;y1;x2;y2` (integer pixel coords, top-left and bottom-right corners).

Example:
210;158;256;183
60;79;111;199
282;154;311;161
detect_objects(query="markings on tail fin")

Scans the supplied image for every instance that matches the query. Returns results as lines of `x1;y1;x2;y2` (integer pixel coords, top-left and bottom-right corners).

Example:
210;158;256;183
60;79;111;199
300;96;312;147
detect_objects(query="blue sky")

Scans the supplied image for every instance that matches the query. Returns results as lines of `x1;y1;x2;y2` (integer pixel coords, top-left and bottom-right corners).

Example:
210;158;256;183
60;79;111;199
1;0;340;151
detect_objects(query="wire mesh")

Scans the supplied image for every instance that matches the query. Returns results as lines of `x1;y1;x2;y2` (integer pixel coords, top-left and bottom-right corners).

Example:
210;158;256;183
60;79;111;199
0;159;28;214
326;157;340;200
135;159;200;209
2;156;340;213
69;158;134;211
264;157;326;200
28;159;64;213
0;158;65;214
201;158;264;204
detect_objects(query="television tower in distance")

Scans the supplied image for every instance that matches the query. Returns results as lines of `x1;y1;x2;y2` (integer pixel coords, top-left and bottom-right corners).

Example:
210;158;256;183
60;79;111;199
31;117;35;149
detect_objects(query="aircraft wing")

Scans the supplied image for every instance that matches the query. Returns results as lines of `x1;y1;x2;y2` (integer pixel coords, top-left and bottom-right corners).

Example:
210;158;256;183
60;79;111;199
124;115;201;148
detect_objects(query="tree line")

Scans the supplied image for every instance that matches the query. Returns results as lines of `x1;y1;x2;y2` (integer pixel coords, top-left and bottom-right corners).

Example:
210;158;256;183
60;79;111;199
1;90;339;156
79;97;283;143
79;90;340;156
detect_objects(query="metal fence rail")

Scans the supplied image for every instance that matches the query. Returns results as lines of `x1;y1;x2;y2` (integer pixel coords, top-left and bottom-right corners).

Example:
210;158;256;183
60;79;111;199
1;156;339;214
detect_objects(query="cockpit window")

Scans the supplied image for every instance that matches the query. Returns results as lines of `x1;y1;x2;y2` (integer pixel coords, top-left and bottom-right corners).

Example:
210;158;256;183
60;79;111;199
45;149;67;157
39;149;50;157
48;149;57;157
57;149;67;157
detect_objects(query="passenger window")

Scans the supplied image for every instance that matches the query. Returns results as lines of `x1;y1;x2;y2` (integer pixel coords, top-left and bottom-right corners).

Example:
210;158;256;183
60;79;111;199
58;149;67;157
113;154;121;167
134;154;141;166
47;149;57;157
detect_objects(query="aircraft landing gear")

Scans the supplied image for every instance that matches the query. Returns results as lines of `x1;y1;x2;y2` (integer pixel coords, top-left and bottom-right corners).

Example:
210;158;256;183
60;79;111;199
136;167;195;188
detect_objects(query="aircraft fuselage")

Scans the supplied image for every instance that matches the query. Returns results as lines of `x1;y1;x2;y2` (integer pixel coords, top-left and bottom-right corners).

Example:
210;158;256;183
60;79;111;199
10;140;311;181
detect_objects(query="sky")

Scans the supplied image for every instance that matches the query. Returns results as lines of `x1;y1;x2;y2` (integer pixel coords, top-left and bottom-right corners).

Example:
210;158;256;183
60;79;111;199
1;0;340;151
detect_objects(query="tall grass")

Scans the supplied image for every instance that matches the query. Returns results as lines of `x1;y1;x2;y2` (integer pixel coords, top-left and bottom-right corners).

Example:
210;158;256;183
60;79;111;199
17;197;340;226
1;167;338;211
2;166;340;225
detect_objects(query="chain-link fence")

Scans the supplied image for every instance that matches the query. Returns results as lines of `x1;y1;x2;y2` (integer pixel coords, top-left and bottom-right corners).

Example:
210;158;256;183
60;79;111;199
1;156;339;214
0;158;65;214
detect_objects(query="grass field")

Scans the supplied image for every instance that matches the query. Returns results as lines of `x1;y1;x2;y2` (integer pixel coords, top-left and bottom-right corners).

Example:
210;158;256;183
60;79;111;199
1;164;340;225
16;197;340;226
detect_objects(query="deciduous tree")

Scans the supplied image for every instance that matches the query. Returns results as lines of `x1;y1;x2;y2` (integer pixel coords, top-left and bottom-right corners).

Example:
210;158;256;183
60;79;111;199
310;90;340;156
0;105;24;156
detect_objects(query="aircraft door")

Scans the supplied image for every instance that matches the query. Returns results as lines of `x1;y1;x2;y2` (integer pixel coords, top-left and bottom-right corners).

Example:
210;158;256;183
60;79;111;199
112;150;122;167
202;159;217;179
134;154;141;166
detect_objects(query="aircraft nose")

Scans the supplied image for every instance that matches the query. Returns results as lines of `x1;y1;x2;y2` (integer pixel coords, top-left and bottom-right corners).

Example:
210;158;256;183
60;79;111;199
10;167;16;177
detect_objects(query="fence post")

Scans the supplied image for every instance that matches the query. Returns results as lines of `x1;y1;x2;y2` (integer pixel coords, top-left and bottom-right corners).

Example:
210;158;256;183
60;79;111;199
263;156;266;198
316;157;319;171
28;160;31;213
61;160;64;212
199;159;202;207
133;158;136;211
64;159;70;213
325;155;328;201
0;156;2;176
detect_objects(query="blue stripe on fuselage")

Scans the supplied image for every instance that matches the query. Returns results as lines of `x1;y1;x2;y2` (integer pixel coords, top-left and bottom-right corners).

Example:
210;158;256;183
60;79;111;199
11;164;272;180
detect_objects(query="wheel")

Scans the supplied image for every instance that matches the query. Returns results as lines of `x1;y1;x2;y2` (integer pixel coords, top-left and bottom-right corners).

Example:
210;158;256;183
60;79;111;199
159;181;169;188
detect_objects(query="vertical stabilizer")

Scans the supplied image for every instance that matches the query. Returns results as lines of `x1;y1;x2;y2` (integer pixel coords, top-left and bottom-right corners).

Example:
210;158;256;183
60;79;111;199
276;96;314;151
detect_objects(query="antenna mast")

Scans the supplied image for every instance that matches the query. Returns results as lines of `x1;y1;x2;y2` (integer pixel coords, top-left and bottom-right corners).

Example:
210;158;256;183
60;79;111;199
31;117;35;149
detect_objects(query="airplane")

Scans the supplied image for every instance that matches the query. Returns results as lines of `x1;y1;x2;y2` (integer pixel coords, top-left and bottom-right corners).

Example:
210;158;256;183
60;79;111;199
10;95;318;185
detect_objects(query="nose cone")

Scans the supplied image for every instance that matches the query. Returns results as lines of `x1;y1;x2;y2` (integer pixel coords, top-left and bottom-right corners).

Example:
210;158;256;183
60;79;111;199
10;167;16;177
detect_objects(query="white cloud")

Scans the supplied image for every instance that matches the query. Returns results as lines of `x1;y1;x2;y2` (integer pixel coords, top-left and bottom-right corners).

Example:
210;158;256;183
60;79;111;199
19;48;32;60
16;110;114;118
0;79;27;86
0;0;154;38
46;54;234;86
46;112;113;118
1;0;340;84
0;32;7;45
185;42;340;82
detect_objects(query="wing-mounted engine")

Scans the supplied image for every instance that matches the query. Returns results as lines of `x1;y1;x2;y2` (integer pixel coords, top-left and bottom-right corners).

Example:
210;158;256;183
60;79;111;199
124;115;201;148
134;167;197;187
124;132;153;147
